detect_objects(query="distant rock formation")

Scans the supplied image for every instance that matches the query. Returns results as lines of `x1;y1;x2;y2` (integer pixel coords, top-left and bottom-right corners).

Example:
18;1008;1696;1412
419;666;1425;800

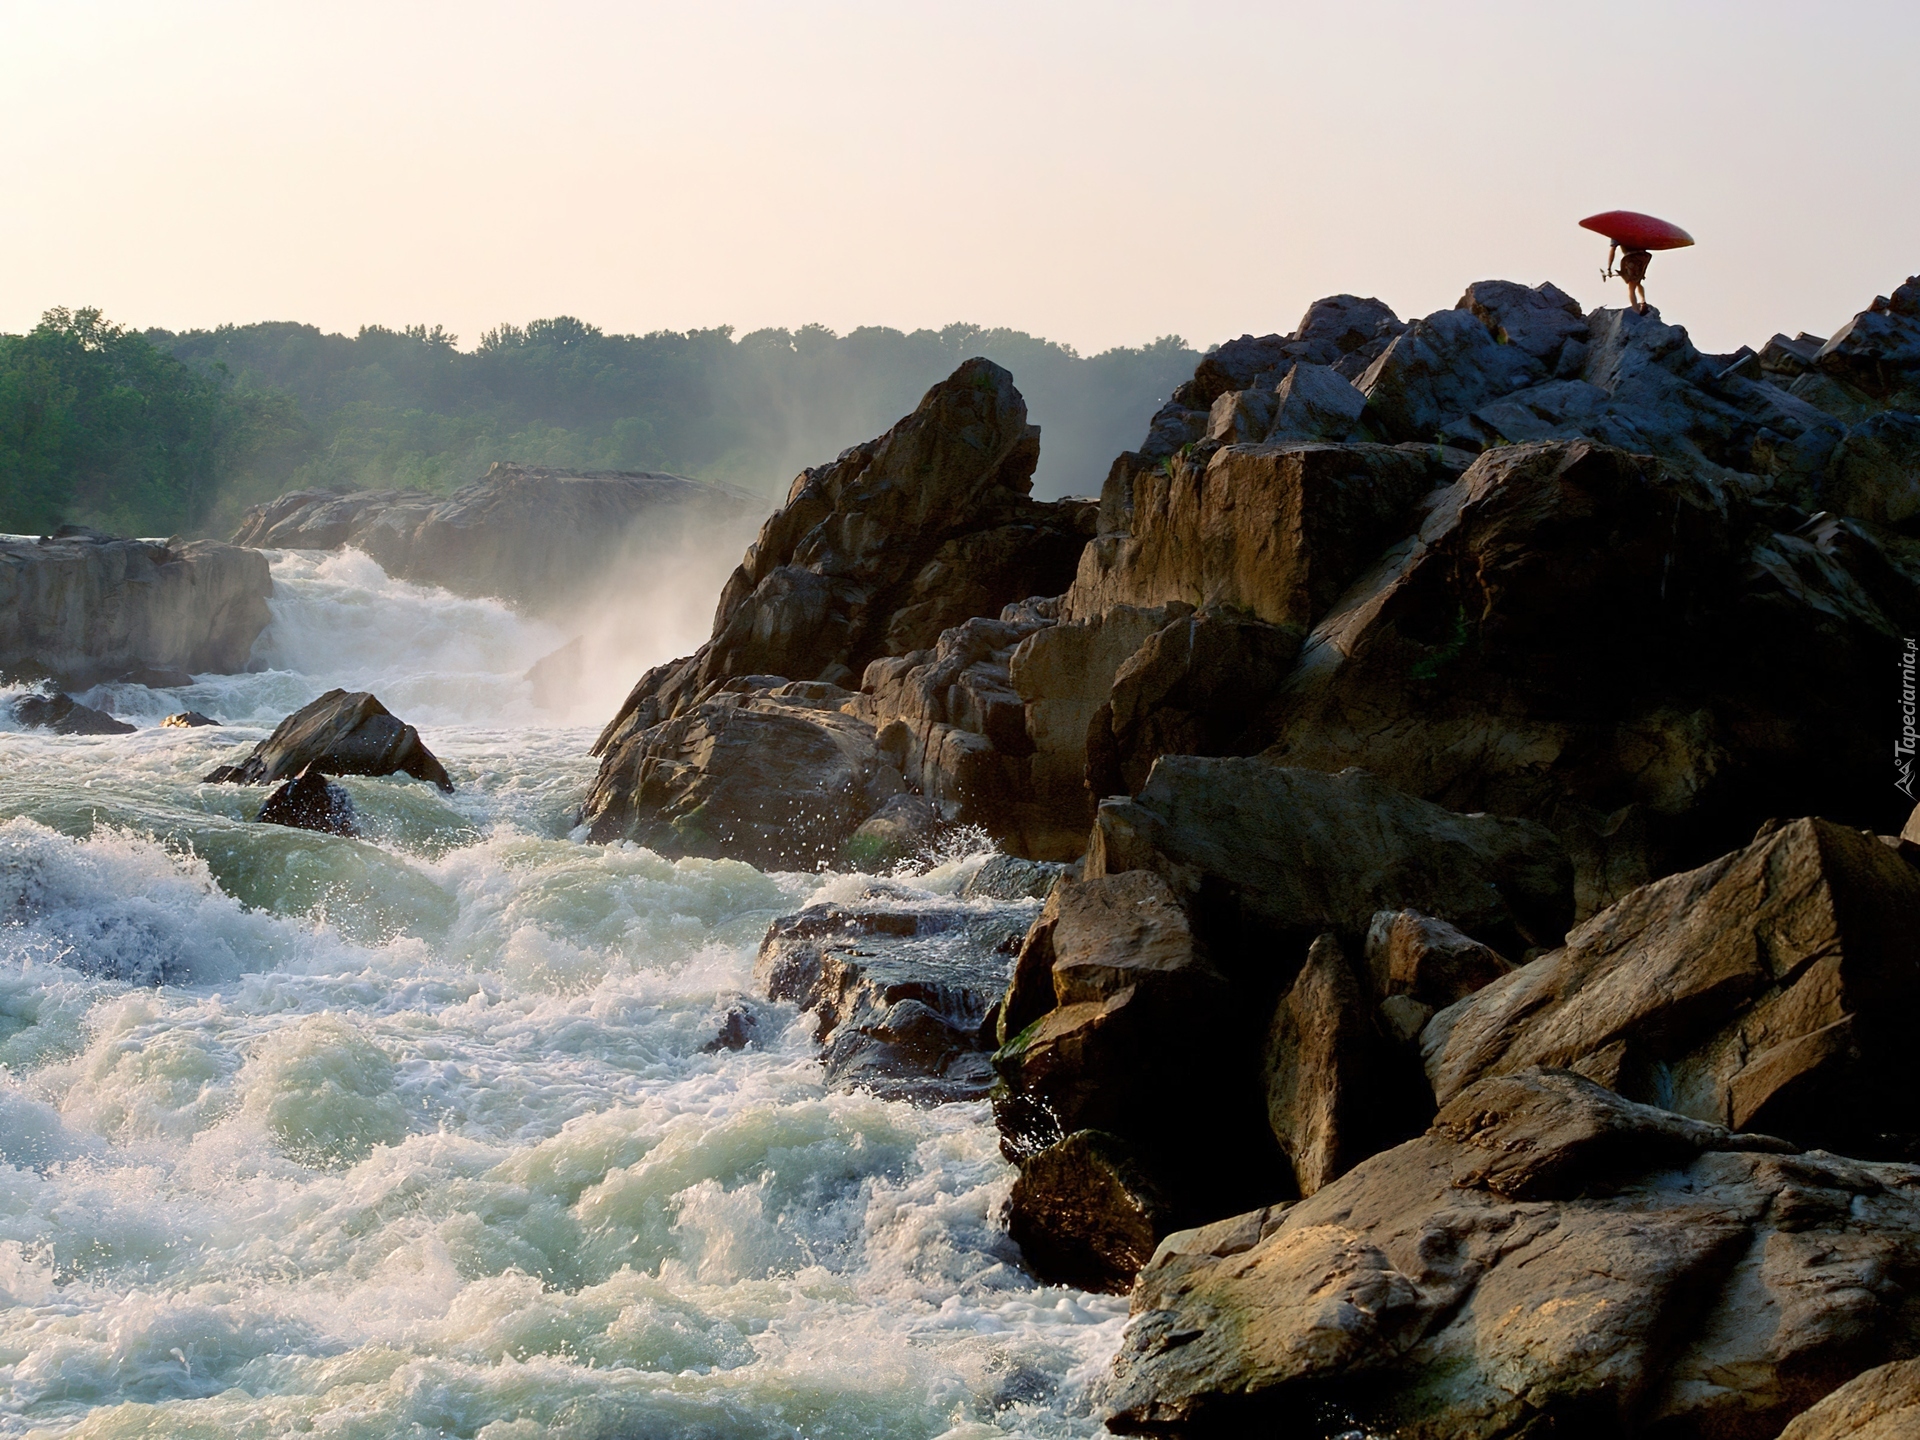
205;689;452;791
230;463;761;614
0;528;272;686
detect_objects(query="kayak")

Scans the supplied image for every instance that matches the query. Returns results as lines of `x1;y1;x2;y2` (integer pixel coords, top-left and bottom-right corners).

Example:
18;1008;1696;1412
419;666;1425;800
1579;210;1695;250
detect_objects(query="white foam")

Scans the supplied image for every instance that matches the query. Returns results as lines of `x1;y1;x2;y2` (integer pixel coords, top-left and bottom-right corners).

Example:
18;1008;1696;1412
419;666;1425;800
0;550;1125;1436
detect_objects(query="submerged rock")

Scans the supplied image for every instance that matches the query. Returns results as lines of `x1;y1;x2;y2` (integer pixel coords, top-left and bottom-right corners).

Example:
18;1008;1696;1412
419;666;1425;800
1106;1068;1918;1440
160;710;221;728
231;464;760;615
0;530;271;687
256;768;357;836
205;689;453;791
8;692;135;736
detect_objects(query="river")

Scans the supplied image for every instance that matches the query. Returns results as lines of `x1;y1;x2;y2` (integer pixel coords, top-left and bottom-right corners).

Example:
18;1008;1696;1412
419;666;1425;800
0;549;1125;1438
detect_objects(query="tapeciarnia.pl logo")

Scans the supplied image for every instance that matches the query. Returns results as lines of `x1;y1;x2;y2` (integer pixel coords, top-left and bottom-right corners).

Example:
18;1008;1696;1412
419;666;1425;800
1899;638;1918;800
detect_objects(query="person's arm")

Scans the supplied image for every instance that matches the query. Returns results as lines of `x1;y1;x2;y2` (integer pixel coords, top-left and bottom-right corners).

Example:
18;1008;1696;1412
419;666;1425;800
1605;241;1618;279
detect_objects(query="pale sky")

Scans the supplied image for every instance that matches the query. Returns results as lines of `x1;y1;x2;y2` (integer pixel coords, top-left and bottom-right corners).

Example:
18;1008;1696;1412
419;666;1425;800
4;1;1917;357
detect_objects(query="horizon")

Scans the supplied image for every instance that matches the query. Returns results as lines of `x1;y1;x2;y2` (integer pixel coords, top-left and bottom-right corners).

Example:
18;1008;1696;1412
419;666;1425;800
7;1;1918;357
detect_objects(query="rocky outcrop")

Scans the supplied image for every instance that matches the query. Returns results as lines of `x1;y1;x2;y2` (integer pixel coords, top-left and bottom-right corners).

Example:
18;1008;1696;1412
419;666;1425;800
991;758;1571;1290
8;692;134;736
0;530;271;686
1259;439;1918;913
256;769;358;836
205;689;452;791
583;361;1096;863
230;464;760;615
161;710;220;728
1423;816;1920;1159
1106;1068;1920;1440
753;893;1033;1102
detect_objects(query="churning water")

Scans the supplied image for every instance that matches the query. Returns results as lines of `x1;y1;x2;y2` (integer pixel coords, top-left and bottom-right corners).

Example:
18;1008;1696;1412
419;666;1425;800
0;551;1125;1438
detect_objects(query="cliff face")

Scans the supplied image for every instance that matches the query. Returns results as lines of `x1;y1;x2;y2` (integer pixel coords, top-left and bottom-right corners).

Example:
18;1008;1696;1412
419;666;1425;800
0;529;272;684
231;464;761;615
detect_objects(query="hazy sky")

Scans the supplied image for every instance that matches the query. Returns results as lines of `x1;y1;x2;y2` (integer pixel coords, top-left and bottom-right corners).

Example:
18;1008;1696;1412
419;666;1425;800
5;1;1916;356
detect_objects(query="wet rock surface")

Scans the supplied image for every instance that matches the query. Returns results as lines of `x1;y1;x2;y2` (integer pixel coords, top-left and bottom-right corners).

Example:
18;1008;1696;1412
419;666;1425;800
255;768;358;836
753;893;1033;1103
205;689;453;791
231;464;760;615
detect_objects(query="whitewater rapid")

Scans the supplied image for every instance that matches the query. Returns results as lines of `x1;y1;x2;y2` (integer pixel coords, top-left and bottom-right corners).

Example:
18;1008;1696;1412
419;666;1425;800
0;551;1126;1438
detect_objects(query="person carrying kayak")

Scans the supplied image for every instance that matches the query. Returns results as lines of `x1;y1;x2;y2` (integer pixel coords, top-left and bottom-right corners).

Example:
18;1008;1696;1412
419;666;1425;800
1608;243;1653;314
1579;211;1693;317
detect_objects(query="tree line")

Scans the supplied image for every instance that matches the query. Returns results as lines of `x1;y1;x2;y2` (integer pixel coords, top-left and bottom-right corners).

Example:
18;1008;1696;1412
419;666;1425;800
1;308;1198;538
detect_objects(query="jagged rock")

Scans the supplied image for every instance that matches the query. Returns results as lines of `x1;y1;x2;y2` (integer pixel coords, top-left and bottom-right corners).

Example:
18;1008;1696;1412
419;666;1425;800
1824;411;1920;531
523;636;583;712
1260;439;1917;912
1779;1359;1920;1440
1364;909;1514;1009
1063;442;1439;627
160;710;220;728
1005;1130;1174;1294
231;465;760;615
9;692;134;736
1456;279;1589;366
1814;278;1920;399
0;532;271;686
842;793;943;871
1089;758;1572;959
1361;306;1549;446
204;689;453;791
1264;361;1368;442
991;769;1565;1288
592;360;1092;751
855;606;1061;849
580;685;901;868
255;768;357;836
1106;1068;1919;1440
1423;817;1920;1159
753;896;1030;1102
1263;932;1423;1197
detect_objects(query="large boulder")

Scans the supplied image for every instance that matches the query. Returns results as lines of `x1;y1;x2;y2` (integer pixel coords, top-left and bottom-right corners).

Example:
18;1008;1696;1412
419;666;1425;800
1423;816;1920;1159
579;682;904;868
230;465;760;615
1259;439;1920;913
0;531;271;686
204;689;453;791
1106;1068;1920;1440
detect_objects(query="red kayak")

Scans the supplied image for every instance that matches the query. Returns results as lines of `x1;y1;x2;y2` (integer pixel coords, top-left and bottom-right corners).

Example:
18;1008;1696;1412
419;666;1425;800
1579;210;1695;250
